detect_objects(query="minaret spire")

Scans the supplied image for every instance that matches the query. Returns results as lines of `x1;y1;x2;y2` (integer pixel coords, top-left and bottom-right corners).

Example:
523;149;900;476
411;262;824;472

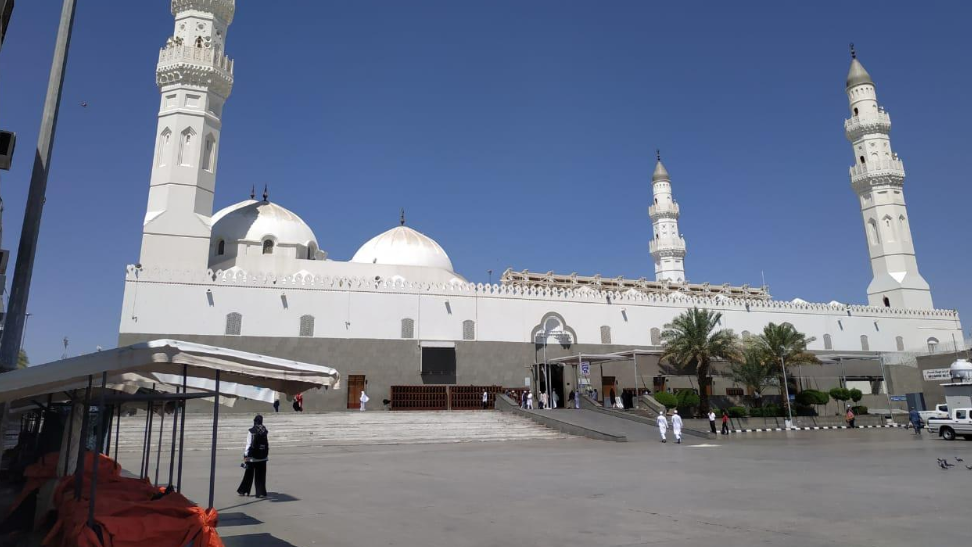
648;153;686;283
250;185;255;200
844;49;932;309
400;208;406;226
262;184;269;202
849;42;856;59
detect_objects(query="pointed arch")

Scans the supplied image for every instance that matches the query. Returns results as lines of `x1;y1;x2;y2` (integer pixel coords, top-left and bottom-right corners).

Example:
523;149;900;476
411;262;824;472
898;215;910;241
866;218;880;245
823;334;833;350
216;239;225;256
178;127;197;166
202;133;217;172
881;215;895;242
156;128;172;167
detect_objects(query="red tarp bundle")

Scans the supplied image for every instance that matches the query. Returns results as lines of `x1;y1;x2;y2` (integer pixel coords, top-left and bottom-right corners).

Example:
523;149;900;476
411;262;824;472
7;451;223;547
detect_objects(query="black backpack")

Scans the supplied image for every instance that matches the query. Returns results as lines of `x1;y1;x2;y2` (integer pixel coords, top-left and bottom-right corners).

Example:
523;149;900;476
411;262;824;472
248;427;269;460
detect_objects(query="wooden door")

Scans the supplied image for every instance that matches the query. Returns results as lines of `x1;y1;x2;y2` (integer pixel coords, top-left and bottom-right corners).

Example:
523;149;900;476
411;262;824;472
347;375;365;409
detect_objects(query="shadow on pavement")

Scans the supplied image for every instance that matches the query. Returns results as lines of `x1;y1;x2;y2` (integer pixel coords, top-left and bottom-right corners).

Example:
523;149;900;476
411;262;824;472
222;533;299;547
217;512;263;527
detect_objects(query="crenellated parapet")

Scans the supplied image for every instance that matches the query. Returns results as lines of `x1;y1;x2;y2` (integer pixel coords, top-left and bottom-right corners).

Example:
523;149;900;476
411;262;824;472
122;265;960;320
844;109;891;141
157;44;234;97
849;158;905;193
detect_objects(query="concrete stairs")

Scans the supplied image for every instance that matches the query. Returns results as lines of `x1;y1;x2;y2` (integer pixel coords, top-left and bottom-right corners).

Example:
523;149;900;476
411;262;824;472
111;410;567;452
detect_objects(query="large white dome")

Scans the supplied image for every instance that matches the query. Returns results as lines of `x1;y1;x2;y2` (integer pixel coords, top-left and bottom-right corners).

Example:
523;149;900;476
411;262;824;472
211;199;318;247
351;225;454;271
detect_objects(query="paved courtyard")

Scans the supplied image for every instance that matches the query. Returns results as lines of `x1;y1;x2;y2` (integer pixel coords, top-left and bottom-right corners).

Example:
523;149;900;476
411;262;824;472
124;425;972;547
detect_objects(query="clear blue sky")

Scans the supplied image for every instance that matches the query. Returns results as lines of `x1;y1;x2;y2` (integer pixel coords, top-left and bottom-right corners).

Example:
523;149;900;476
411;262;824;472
1;1;969;364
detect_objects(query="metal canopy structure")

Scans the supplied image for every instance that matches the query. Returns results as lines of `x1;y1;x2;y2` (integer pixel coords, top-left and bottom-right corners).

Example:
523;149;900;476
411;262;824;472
0;339;341;533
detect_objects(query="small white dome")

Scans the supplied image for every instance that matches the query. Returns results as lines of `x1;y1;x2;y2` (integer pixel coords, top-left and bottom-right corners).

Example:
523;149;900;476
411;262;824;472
212;199;318;248
950;359;972;381
351;225;453;271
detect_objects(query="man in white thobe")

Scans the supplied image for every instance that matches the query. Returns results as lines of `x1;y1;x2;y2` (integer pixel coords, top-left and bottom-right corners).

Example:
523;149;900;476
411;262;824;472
359;391;369;411
672;410;683;444
526;391;534;409
656;413;669;443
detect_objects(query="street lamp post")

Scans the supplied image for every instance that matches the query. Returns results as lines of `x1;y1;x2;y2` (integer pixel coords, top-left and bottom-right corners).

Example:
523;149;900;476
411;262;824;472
780;347;794;427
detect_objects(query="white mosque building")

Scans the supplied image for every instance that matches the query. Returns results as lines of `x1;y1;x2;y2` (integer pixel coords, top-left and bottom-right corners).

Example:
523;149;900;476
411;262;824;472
119;0;962;411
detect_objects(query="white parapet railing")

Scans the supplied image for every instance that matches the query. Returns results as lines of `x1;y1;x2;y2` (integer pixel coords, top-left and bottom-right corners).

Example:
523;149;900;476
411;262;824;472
158;45;234;74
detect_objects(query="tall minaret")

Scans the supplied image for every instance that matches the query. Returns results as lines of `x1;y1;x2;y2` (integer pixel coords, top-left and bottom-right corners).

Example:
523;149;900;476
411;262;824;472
649;151;687;283
139;0;235;269
844;45;932;309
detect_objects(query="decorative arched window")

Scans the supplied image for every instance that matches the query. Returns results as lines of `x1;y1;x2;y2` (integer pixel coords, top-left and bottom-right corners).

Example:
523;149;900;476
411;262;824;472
178;127;196;166
883;296;890;308
860;335;869;351
823;334;833;350
202;134;216;172
216;239;225;256
882;215;895;242
262;239;274;255
401;318;415;339
600;326;612;345
299;315;315;337
853;107;859;116
859;155;866;164
867;218;880;245
650;328;661;346
927;337;939;353
895;336;904;351
462;320;475;341
306;242;317;260
899;215;910;241
225;312;242;336
157;128;172;167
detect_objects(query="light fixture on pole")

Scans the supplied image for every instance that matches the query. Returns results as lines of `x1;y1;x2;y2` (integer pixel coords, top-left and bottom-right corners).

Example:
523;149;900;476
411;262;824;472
780;346;793;427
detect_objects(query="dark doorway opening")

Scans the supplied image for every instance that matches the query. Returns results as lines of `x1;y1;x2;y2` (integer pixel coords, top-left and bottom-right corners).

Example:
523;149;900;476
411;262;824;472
347;375;365;409
421;347;456;384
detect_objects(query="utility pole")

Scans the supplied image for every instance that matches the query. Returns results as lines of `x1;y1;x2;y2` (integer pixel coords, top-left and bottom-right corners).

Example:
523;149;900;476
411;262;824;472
0;0;77;372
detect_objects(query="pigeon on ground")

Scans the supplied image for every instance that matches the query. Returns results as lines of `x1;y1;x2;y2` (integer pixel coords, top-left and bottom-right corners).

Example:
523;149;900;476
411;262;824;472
955;457;964;462
938;458;955;469
965;465;972;470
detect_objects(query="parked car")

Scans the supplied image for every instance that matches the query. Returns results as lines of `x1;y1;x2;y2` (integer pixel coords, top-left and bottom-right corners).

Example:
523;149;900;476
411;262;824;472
918;403;949;422
926;408;972;441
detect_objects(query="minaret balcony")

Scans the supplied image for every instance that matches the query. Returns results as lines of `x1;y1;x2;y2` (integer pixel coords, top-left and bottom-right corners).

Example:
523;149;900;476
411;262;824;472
844;111;891;141
649;237;686;256
849;158;905;191
157;45;235;97
649;202;680;220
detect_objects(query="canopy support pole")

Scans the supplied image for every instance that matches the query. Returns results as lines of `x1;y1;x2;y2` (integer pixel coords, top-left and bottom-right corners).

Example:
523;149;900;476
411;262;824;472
88;372;107;529
143;400;154;479
113;404;121;463
139;400;150;478
103;404;113;455
167;386;179;487
208;370;221;510
154;405;164;485
177;364;187;492
73;375;92;501
61;400;75;476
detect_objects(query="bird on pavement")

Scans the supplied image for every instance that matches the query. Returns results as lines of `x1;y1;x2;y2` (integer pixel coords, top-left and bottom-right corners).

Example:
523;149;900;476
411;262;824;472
965;465;972;470
955;457;964;462
938;458;954;469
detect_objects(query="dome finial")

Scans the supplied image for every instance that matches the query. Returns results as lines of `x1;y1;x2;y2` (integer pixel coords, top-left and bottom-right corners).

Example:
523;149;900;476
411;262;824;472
250;185;255;200
400;208;406;226
849;42;856;59
262;184;269;202
656;148;661;162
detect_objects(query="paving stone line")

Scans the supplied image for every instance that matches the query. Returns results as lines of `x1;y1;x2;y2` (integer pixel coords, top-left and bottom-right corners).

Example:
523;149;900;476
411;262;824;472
722;424;904;434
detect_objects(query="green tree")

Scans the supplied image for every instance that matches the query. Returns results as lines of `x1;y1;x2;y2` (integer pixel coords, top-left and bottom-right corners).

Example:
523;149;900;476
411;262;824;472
660;307;739;416
849;388;863;403
829;387;851;414
654;391;677;409
675;390;701;416
17;350;29;369
753;323;819;413
728;344;776;407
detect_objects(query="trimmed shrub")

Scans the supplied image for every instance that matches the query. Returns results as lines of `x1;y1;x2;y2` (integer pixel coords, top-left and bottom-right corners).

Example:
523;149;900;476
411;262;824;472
829;387;850;404
851;405;868;415
654;391;677;409
849;388;863;403
675;390;700;408
727;406;746;418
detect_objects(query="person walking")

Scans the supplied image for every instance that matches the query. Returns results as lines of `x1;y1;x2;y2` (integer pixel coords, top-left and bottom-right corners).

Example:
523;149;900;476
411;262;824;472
272;398;280;413
656;412;669;443
359;390;369;411
237;415;269;498
482;389;489;410
721;411;730;435
908;408;923;435
551;391;559;409
708;410;717;434
672;410;683;444
293;392;303;412
845;406;856;428
527;391;534;409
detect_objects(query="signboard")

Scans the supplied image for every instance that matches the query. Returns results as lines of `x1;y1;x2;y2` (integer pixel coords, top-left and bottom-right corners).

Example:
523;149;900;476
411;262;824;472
524;377;530;387
922;368;952;382
580;362;591;376
889;395;907;402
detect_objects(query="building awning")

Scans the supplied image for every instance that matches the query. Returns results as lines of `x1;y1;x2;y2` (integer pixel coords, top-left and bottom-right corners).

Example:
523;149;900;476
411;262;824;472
0;339;341;405
546;353;629;366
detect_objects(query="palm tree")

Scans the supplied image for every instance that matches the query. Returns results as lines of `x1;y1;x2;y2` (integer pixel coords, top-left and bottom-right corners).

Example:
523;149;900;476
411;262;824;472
660;308;739;416
752;322;819;410
728;344;776;407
